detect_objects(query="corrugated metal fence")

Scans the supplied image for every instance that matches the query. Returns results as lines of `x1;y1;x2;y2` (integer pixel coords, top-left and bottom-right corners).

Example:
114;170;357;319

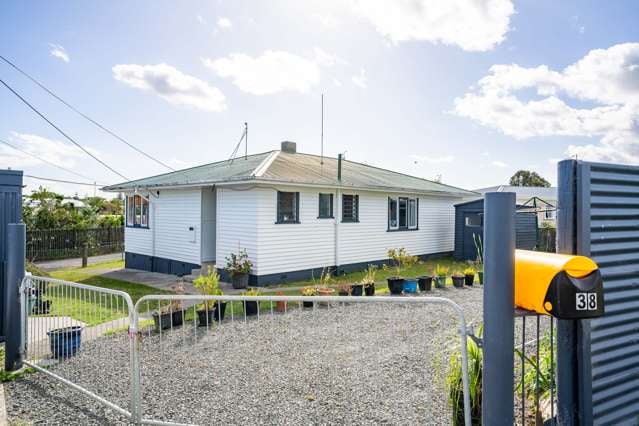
572;161;639;424
26;227;124;261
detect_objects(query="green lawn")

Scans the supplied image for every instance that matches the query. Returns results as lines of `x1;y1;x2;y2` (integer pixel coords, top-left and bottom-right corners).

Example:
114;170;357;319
35;260;172;326
266;256;476;290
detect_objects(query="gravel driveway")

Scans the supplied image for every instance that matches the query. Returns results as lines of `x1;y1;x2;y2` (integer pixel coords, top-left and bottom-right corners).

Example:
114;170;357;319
6;287;485;425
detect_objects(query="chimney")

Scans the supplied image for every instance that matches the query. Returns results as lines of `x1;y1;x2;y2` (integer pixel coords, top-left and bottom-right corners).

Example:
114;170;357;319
281;141;297;154
337;153;342;181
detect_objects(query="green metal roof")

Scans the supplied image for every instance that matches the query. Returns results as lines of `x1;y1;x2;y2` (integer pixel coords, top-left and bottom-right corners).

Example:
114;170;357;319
103;150;475;197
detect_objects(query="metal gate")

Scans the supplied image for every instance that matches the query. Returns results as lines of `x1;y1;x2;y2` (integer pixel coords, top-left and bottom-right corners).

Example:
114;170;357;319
559;160;639;424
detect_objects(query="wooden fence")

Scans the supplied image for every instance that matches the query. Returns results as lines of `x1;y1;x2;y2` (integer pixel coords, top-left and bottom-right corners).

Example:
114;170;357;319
537;226;556;252
26;227;124;261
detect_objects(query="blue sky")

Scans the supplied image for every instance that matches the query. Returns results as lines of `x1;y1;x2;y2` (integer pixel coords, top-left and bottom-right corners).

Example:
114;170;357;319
2;0;638;197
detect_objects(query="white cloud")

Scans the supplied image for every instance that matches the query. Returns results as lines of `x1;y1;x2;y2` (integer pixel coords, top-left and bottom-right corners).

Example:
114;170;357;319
350;0;514;51
314;14;338;29
0;132;87;169
491;160;509;168
49;43;70;63
217;17;232;29
112;63;226;112
203;50;321;95
352;68;367;88
313;47;340;67
411;154;454;164
196;15;206;24
454;43;639;163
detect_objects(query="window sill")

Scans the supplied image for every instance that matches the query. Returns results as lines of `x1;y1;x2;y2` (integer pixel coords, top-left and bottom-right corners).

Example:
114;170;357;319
275;221;301;224
387;227;419;232
126;225;150;229
341;219;360;223
317;216;334;219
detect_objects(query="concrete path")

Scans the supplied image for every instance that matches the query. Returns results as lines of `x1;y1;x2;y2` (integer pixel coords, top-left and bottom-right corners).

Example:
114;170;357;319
35;253;124;272
101;269;192;293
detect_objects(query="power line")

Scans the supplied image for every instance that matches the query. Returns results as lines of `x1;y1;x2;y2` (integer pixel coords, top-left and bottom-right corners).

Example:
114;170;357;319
0;138;103;182
0;55;174;171
0;77;129;181
24;174;101;187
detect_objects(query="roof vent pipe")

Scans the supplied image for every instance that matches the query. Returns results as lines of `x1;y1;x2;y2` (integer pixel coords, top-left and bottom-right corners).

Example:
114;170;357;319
337;153;342;181
281;141;296;153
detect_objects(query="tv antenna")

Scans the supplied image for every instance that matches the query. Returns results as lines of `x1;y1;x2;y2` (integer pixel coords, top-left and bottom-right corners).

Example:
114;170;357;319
228;122;248;164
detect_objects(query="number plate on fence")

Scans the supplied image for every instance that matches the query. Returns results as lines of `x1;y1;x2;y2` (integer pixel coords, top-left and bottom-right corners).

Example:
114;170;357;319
575;293;597;311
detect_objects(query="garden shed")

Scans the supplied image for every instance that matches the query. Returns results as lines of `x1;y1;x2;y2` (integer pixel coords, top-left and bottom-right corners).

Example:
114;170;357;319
454;199;538;260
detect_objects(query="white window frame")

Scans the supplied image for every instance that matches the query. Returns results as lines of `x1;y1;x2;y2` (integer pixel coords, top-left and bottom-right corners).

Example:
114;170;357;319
126;194;150;228
388;196;418;230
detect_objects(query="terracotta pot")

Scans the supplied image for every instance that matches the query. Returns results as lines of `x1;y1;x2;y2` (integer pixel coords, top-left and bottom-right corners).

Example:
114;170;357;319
275;292;287;312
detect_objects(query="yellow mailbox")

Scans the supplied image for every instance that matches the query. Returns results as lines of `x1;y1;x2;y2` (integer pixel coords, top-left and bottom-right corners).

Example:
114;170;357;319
514;250;604;319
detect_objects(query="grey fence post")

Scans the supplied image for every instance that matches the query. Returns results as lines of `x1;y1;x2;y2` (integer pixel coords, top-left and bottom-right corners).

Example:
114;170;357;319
5;223;25;371
482;192;516;425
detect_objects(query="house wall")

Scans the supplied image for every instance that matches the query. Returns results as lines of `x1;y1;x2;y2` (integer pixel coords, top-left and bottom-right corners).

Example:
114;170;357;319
124;188;202;275
214;184;459;285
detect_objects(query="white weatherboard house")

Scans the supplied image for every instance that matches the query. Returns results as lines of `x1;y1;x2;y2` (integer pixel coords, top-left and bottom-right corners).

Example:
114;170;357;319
103;142;475;285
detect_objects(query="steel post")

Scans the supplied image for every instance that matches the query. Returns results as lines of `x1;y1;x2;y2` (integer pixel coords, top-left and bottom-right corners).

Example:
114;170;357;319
4;223;25;371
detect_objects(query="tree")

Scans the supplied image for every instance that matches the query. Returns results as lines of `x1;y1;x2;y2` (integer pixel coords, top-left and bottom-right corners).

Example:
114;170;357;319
509;170;551;187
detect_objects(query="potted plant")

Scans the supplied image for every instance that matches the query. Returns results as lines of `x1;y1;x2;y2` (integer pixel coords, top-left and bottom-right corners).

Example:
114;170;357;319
275;291;287;312
337;283;351;296
451;271;465;288
463;266;475;286
48;326;83;359
301;286;318;308
315;269;335;297
225;248;253;289
361;265;377;296
418;275;433;292
153;283;186;331
241;287;262;316
434;265;448;288
384;248;417;295
193;267;225;325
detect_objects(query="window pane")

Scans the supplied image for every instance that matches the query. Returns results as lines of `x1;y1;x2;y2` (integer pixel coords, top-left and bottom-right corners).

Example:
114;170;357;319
388;198;398;228
141;198;148;227
465;214;482;227
319;193;332;218
399;198;407;228
342;194;358;222
278;192;297;223
126;196;135;226
408;199;417;228
135;195;142;225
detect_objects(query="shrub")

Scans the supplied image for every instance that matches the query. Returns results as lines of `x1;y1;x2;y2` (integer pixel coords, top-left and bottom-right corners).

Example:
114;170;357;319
26;261;49;277
360;264;378;287
384;248;418;277
447;326;483;425
193;267;222;310
225;248;252;277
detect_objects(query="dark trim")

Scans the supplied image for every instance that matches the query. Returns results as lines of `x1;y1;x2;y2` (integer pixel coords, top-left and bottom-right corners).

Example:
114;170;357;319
276;190;300;224
318;193;333;219
341;194;359;222
317;216;334;219
125;252;199;277
224;251;453;287
387;227;419;232
275;221;301;224
126;224;150;229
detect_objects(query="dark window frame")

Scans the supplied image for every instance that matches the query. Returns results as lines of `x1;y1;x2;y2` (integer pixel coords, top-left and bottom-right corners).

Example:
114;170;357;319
341;194;359;223
318;193;334;219
126;194;150;229
276;191;300;224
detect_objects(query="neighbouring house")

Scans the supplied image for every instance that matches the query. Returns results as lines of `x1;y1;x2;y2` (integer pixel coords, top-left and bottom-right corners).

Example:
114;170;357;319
102;142;476;285
473;185;557;227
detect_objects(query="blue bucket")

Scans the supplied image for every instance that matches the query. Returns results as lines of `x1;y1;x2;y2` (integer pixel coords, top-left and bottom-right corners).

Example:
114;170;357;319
48;326;83;359
403;279;418;293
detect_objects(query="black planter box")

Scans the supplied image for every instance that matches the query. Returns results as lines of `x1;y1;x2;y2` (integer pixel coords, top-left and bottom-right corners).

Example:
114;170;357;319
303;301;314;308
364;285;375;296
153;310;185;331
452;276;465;288
418;276;433;292
387;278;405;295
351;284;363;296
196;302;227;326
464;274;474;286
244;300;258;316
232;272;249;289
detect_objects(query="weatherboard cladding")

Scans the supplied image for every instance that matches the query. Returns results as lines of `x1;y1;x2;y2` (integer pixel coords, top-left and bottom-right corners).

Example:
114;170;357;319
579;162;639;424
103;150;474;197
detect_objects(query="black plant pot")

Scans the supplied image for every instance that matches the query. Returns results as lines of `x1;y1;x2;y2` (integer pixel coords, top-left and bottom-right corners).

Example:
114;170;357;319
196;302;227;326
244;300;258;316
32;299;51;315
452;276;465;288
153;310;185;331
351;284;363;296
464;274;475;286
48;326;83;359
418;276;433;292
387;278;405;295
303;301;314;308
232;272;249;289
364;285;375;296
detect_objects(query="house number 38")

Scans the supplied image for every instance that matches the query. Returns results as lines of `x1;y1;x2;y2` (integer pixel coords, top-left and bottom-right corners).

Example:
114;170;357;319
576;293;597;311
